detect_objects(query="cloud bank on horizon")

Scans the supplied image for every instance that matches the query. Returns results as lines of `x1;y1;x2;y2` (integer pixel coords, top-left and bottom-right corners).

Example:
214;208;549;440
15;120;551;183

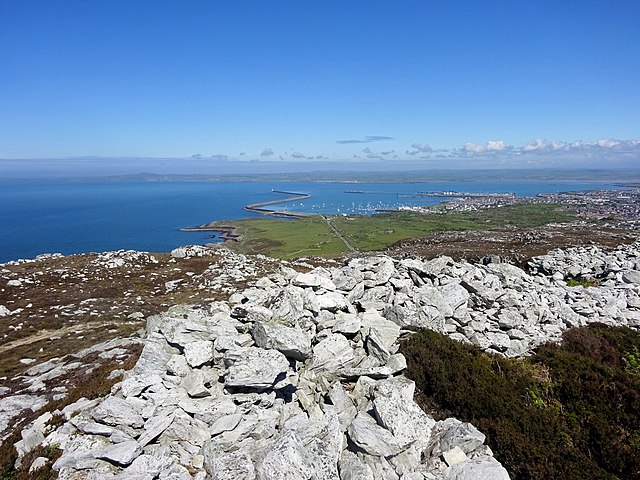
3;137;638;172
1;137;639;180
240;137;640;168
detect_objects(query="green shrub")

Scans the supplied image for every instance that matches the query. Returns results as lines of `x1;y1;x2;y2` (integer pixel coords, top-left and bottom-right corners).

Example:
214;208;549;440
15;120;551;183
402;325;640;480
566;278;597;287
624;346;640;375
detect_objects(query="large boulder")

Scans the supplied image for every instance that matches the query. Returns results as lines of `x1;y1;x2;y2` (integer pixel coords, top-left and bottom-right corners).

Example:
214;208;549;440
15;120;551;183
223;347;290;391
91;397;144;429
255;432;315;480
311;334;355;373
347;412;407;457
444;456;510;480
373;377;435;448
253;322;312;361
293;272;336;291
94;440;142;467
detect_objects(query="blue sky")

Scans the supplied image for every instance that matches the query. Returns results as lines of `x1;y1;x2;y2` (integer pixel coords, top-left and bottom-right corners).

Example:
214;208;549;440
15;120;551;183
1;0;639;170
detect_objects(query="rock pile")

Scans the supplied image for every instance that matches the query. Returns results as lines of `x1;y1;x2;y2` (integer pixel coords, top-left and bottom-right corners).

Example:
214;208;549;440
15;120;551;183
13;241;640;479
529;241;640;283
46;257;517;479
93;250;160;270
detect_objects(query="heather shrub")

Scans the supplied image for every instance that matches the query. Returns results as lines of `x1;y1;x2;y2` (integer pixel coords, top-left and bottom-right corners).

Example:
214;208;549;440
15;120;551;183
402;325;640;480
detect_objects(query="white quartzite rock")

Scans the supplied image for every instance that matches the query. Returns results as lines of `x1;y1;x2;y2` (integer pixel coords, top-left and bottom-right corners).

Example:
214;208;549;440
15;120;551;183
204;448;256;480
373;377;435;447
138;415;173;447
311;334;355;373
331;312;361;335
255;432;315;480
338;450;374;480
444;456;510;480
253;322;312;361
121;373;164;398
432;421;487;456
622;270;640;284
442;446;469;467
119;453;176;478
360;310;400;351
183;340;214;368
91;397;144;429
347;412;406;457
293;272;336;291
223;347;289;390
95;440;142;467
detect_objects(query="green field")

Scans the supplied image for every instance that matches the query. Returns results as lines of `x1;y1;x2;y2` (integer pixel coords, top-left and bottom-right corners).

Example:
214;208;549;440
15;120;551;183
217;203;576;259
219;216;347;258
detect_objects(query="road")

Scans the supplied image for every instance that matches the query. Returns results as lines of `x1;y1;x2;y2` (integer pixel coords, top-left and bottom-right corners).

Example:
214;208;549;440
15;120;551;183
322;215;357;252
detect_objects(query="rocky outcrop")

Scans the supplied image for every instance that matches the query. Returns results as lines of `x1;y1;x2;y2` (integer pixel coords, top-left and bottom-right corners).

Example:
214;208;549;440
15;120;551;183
9;240;640;479
45;294;507;478
43;260;512;479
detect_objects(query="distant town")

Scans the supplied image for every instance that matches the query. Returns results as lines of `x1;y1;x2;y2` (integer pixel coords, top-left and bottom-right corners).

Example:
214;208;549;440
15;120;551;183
401;188;640;230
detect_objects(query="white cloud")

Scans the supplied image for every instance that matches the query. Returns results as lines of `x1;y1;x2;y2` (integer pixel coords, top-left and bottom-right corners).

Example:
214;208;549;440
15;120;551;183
595;139;621;148
521;138;631;154
486;140;507;151
522;139;546;152
461;141;507;154
462;143;485;154
407;143;433;155
291;152;305;158
521;139;567;152
261;148;274;156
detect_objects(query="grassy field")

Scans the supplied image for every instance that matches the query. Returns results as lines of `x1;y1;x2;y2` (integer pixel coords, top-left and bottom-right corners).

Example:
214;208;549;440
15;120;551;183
217;203;576;258
220;216;347;258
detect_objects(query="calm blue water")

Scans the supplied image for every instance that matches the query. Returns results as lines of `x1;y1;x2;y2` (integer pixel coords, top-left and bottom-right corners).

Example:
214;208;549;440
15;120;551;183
0;180;624;262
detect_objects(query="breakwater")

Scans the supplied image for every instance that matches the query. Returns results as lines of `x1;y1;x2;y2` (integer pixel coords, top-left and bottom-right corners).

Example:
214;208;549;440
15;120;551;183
180;190;312;238
243;189;311;218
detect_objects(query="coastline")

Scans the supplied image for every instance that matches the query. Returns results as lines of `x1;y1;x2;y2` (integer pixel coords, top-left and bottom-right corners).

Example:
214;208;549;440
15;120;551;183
5;179;635;263
179;223;242;242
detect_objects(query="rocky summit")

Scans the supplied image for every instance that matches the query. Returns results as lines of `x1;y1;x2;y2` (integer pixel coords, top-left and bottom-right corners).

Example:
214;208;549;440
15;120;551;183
3;240;640;479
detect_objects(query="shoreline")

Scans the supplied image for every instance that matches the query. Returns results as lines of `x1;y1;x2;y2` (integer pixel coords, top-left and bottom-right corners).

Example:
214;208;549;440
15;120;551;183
179;223;242;242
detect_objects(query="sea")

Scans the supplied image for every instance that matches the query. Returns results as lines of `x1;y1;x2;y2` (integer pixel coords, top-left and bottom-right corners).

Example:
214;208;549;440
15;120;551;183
0;179;627;263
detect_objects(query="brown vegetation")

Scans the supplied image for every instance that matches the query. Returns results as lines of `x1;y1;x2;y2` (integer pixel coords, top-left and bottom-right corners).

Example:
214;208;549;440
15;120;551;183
387;226;636;267
402;325;640;480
